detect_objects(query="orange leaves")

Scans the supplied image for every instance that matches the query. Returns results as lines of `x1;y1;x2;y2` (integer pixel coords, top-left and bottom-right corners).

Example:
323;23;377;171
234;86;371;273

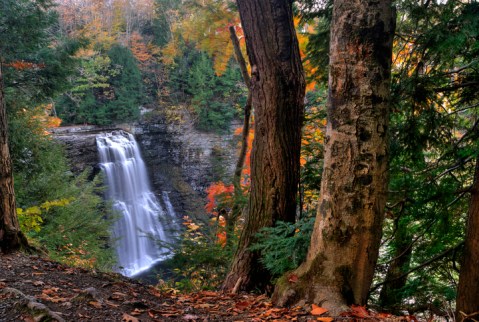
205;182;234;214
311;304;328;316
294;16;319;92
129;32;153;64
5;60;45;70
216;231;227;247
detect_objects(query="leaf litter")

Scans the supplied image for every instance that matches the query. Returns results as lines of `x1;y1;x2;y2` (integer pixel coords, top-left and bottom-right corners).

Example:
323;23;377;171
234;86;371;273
1;252;420;321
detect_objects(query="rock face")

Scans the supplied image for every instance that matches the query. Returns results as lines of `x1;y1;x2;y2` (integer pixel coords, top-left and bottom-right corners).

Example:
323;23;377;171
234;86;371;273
51;116;240;219
134;113;239;218
50;126;106;177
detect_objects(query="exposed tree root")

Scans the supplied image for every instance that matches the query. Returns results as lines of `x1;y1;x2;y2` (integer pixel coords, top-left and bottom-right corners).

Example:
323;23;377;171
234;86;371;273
2;287;65;321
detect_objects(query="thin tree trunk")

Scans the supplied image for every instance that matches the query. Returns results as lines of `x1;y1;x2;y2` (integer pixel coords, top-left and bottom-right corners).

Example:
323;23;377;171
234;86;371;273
0;62;28;253
456;159;479;321
227;26;251;242
273;0;395;314
378;218;413;310
223;0;305;292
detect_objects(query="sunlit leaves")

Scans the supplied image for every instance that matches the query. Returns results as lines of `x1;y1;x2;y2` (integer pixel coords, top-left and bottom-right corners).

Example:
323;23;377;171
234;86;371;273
17;198;73;233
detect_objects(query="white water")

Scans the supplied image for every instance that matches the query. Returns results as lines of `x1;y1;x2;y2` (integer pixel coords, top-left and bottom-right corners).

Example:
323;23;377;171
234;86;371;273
97;131;176;277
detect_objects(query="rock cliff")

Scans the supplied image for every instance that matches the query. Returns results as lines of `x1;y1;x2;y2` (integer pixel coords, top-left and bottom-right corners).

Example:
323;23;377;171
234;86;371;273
51;114;240;220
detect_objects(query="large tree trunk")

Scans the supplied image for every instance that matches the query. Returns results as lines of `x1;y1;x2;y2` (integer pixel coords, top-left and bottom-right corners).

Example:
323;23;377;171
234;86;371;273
222;0;305;292
272;0;395;313
0;62;27;253
456;159;479;321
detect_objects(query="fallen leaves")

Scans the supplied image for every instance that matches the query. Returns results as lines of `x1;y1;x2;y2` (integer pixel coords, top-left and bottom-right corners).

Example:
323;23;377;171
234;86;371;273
350;304;370;318
1;252;425;322
122;313;139;322
88;300;102;308
288;274;299;283
311;304;328;316
38;287;69;303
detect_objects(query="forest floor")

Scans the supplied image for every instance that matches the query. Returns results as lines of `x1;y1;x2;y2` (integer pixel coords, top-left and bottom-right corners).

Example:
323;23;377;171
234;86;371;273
0;252;413;322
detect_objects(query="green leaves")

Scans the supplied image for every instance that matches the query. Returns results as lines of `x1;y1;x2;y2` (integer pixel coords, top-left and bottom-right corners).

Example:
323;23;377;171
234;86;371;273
56;45;144;125
250;217;315;277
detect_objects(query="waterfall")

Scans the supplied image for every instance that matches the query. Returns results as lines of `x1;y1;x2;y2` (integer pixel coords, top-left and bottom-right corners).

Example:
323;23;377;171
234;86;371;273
96;130;176;277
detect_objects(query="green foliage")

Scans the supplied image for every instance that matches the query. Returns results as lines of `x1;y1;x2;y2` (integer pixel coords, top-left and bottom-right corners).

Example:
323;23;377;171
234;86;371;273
300;87;327;211
0;0;57;61
56;45;145;125
370;0;479;309
17;206;43;233
105;45;145;122
143;0;180;47
157;218;234;292
32;172;116;270
8;106;116;270
250;217;315;277
166;43;245;132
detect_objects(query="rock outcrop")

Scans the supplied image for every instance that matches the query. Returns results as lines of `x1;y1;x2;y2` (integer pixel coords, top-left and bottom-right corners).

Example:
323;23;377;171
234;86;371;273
51;115;240;220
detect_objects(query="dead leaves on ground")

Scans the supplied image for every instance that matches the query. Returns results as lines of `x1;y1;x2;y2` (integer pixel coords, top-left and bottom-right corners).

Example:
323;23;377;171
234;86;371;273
146;289;310;320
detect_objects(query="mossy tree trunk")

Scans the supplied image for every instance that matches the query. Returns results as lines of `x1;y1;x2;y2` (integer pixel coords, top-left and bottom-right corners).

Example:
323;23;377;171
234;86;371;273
456;159;479;321
222;0;305;292
0;62;28;253
272;0;395;313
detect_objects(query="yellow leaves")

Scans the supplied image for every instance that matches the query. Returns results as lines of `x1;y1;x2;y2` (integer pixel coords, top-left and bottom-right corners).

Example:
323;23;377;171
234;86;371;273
161;40;179;65
17;198;74;233
17;207;43;233
41;198;74;211
212;40;234;76
164;0;243;75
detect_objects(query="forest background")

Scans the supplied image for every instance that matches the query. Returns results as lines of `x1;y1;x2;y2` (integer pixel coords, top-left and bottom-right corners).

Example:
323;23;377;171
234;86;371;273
0;0;478;319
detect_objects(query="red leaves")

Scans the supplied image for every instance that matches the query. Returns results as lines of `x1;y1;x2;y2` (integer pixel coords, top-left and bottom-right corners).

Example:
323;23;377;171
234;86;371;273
288;274;299;283
205;182;234;214
350;304;370;318
5;60;45;70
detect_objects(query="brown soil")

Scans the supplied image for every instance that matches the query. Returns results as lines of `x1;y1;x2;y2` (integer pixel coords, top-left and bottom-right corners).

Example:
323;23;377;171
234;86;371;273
0;252;315;321
1;252;416;321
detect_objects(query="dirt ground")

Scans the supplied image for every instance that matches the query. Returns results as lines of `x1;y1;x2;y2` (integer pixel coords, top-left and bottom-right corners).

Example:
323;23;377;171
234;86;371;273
0;252;318;321
1;252;418;321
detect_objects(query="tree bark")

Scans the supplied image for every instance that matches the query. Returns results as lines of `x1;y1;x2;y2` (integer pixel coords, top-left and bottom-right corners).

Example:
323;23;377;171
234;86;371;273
0;62;27;253
456;159;479;321
272;0;395;313
223;0;305;292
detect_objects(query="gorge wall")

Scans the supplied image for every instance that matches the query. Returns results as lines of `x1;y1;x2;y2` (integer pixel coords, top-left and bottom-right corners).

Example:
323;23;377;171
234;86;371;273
51;112;240;220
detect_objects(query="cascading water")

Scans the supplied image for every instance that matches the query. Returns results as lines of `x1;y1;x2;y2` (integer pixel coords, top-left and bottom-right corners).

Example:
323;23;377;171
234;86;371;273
96;130;176;277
